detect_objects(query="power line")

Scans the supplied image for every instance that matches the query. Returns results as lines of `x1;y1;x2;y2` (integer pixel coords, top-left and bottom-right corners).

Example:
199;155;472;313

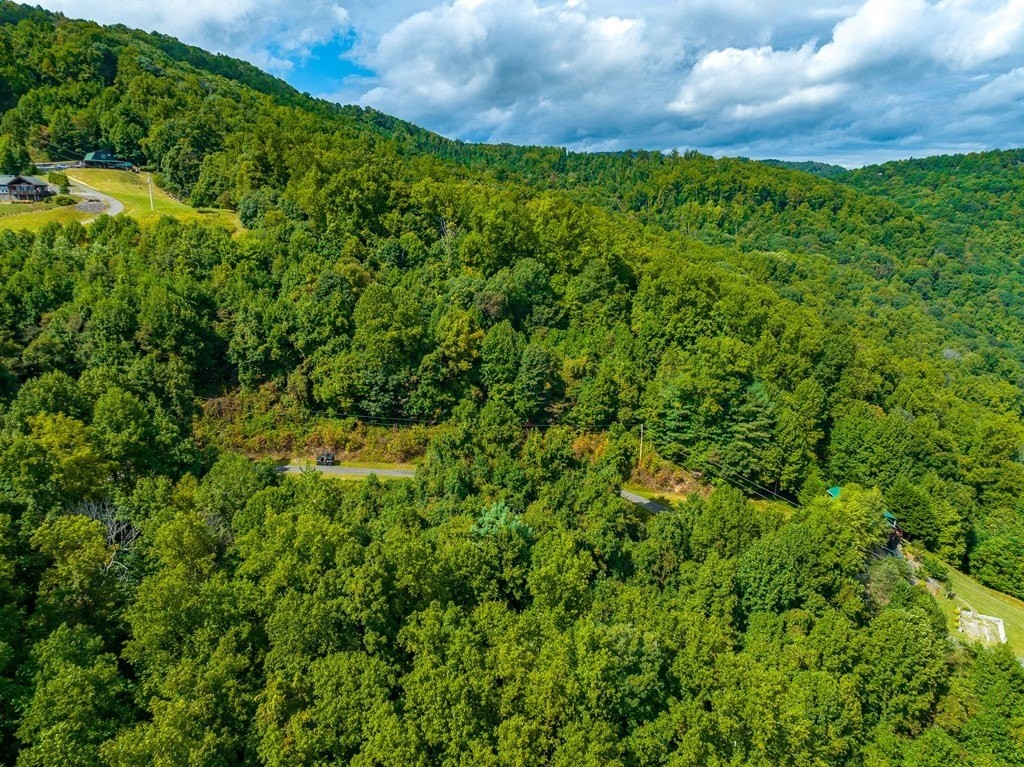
34;145;83;164
659;440;800;509
639;422;800;508
200;398;636;431
700;454;800;508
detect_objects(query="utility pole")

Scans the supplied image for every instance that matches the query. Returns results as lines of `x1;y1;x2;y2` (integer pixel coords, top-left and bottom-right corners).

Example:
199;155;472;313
147;174;154;211
638;423;644;468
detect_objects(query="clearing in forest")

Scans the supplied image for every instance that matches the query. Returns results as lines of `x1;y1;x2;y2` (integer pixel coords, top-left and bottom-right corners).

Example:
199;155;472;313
66;169;240;228
936;565;1024;656
0;168;240;231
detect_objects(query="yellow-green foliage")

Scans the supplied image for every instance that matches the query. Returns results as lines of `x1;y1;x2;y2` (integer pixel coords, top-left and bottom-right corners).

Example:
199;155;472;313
196;391;435;463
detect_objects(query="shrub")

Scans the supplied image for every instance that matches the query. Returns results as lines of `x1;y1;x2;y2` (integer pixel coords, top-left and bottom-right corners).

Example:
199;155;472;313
48;171;70;193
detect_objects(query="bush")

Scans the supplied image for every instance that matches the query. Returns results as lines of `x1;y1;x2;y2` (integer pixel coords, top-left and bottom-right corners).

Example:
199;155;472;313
308;418;363;453
53;194;77;206
47;171;70;193
388;425;431;461
919;552;950;583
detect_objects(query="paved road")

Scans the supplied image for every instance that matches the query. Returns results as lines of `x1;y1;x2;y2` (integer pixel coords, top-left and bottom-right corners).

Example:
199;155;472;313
618;489;669;512
279;464;669;512
280;464;419;479
69;179;125;217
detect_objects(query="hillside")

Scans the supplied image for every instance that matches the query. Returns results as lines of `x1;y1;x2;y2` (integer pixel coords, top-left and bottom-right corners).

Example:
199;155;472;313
63;168;240;227
342;108;1024;374
5;4;1024;766
841;149;1024;232
0;168;240;231
759;158;849;178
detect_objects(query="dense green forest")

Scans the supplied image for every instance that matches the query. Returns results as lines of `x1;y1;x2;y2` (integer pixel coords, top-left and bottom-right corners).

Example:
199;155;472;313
4;3;1024;764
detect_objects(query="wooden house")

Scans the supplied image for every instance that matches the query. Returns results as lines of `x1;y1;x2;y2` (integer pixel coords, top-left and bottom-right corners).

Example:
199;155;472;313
0;175;53;202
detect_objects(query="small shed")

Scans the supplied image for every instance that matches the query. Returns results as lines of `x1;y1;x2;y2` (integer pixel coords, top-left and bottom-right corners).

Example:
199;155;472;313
0;175;52;202
826;485;842;499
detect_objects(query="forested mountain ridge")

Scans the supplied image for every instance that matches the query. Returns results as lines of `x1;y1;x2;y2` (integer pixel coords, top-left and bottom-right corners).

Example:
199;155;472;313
759;158;849;178
5;4;1024;765
344;106;1024;375
0;0;307;108
345;104;931;258
842;148;1024;232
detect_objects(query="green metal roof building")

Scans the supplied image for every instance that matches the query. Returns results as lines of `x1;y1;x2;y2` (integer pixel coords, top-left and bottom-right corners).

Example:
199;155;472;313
83;150;132;169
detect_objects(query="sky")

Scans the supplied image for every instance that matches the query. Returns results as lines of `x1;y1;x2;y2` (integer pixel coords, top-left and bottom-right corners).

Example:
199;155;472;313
34;0;1024;166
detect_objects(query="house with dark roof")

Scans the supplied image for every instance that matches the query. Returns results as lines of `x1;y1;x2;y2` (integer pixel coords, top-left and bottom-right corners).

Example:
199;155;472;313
0;175;53;202
83;150;132;170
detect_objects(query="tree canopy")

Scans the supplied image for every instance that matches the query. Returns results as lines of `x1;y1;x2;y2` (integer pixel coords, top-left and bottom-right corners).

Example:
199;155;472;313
3;3;1024;764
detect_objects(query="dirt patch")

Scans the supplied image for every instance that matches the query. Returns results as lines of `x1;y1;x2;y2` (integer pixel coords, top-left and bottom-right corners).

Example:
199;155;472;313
75;198;108;214
629;461;711;498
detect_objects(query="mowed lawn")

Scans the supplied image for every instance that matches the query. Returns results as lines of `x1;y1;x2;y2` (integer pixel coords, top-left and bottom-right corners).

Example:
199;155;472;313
0;169;240;232
0;201;51;218
935;564;1024;656
68;169;240;229
0;202;93;230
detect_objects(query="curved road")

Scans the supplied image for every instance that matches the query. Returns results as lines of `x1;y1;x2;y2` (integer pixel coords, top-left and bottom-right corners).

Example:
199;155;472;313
69;179;125;217
278;464;668;512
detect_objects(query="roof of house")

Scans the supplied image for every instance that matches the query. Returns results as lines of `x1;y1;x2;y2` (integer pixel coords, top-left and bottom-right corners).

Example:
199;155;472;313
84;150;116;161
0;175;48;186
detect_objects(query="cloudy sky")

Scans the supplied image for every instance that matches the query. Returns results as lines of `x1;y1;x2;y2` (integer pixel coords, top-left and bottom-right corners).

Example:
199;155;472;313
35;0;1024;165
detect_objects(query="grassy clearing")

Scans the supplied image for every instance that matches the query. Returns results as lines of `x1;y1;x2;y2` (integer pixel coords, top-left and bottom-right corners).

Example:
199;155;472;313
315;473;409;482
0;201;50;218
0;203;92;231
67;169;240;229
932;564;1024;656
281;464;414;483
197;397;436;464
621;483;793;521
312;473;410;483
0;169;240;231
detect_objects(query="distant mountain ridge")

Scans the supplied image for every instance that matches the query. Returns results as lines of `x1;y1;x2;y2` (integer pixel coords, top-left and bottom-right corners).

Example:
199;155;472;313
758;158;848;178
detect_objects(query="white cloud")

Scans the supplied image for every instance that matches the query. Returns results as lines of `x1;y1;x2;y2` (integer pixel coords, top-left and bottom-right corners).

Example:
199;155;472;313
669;45;820;118
660;0;1024;159
353;0;654;142
35;0;353;72
960;67;1024;111
29;0;1024;163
